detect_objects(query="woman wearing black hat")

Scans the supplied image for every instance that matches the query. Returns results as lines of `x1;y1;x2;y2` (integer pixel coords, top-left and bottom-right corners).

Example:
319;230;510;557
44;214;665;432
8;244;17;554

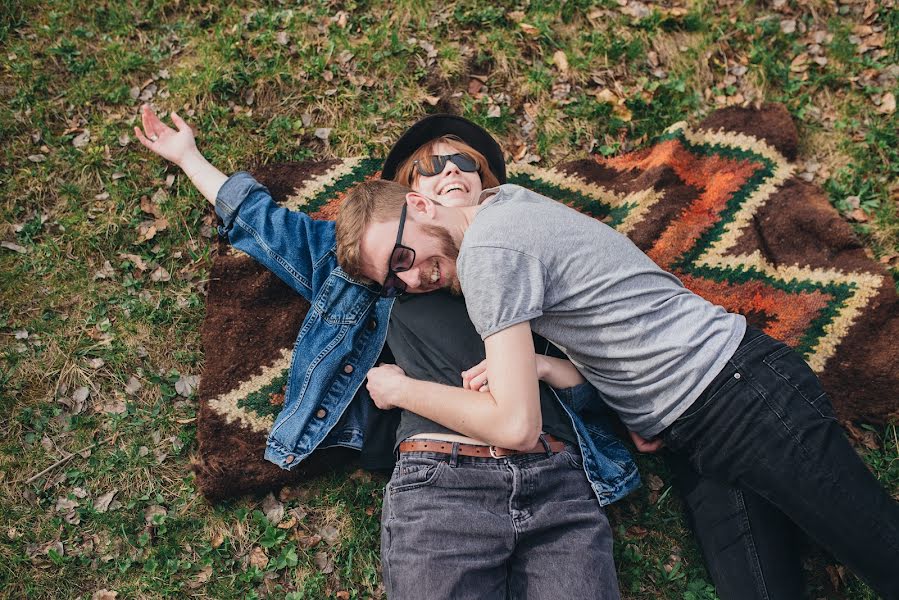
136;107;633;599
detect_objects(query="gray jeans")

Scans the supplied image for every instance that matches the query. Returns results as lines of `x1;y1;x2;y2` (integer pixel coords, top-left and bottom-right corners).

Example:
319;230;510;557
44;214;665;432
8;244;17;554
380;443;620;599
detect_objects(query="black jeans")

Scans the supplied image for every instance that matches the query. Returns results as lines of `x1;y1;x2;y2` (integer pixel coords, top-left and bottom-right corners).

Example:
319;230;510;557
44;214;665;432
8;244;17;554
662;327;899;599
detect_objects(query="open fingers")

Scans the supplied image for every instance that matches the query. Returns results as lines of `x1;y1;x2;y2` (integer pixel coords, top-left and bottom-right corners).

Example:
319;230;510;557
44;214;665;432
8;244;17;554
133;125;154;150
170;111;189;133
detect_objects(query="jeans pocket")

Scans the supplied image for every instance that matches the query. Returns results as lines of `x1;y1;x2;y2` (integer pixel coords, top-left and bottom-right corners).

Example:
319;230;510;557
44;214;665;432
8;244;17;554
389;457;446;493
762;345;836;421
563;448;585;470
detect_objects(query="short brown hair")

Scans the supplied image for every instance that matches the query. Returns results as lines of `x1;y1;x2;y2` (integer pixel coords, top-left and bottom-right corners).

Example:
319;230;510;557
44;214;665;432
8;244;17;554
394;135;501;190
336;179;411;280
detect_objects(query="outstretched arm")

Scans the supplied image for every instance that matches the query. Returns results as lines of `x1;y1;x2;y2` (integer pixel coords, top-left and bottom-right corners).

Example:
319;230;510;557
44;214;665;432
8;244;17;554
366;322;542;451
134;104;226;206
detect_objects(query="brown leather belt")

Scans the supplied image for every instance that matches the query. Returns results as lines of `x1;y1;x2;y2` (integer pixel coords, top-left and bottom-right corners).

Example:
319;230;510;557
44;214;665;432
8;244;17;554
398;434;567;459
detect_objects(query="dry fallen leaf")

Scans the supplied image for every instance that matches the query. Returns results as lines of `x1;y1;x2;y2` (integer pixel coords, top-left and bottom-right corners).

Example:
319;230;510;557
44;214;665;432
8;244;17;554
518;23;540;37
144;504;167;524
314;550;333;574
1;241;28;254
552;50;569;74
150;266;171;282
72;130;91;148
248;546;269;569
124;376;142;395
877;92;896;115
93;261;116;280
262;492;285;524
319;524;340;545
790;53;809;73
92;590;118;600
94;490;118;513
175;374;199;397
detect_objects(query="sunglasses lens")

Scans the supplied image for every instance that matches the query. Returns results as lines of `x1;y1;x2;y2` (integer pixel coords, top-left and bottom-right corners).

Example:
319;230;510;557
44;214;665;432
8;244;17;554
450;153;478;172
390;246;415;271
421;155;447;177
381;274;406;297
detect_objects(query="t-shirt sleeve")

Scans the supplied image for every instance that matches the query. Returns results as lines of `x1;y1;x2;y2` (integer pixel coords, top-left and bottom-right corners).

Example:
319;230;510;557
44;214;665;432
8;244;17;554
458;246;548;339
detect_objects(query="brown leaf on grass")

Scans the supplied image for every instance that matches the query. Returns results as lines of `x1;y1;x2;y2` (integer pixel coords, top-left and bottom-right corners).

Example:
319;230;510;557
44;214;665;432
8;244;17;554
422;95;440;106
296;533;322;548
825;564;847;591
211;531;225;548
1;241;28;254
150;266;171;282
319;524;340;545
646;473;664;491
843;421;880;451
136;221;158;243
144;505;167;524
141;191;166;218
552;50;569;74
175;374;199;397
94;490;118;513
119;253;148;271
91;589;118;600
336;592;350;600
124;376;142;395
847;208;869;222
626;525;648;539
262;492;285;524
518;23;540;38
790;53;809;73
468;78;484;95
877;92;896;115
248;546;269;569
93;260;116;280
72;130;91;148
314;550;333;574
27;154;46;163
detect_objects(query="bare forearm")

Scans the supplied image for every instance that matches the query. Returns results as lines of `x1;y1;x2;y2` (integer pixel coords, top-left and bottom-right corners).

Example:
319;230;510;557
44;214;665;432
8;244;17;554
178;151;228;207
536;355;586;389
397;379;542;450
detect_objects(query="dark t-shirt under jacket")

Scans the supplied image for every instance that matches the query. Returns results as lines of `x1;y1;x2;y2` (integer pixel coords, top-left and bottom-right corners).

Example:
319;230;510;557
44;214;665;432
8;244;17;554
386;290;575;449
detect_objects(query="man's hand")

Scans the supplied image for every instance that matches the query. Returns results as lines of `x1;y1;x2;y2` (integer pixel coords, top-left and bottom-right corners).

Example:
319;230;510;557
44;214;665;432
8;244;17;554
628;430;664;453
366;364;410;411
134;104;199;168
461;359;490;392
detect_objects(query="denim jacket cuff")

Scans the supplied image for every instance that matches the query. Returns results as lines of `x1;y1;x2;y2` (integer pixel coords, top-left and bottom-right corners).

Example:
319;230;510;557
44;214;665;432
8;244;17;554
215;171;266;229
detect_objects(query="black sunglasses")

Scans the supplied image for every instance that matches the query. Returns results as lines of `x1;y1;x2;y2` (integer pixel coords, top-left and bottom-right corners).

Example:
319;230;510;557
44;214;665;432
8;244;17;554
380;203;416;298
413;153;479;178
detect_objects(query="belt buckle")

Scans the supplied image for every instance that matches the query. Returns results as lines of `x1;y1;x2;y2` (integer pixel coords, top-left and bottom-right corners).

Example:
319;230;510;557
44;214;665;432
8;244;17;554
489;445;511;459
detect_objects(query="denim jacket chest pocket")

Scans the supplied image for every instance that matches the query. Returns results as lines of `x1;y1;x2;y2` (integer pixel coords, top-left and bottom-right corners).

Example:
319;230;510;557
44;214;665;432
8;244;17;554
311;271;367;326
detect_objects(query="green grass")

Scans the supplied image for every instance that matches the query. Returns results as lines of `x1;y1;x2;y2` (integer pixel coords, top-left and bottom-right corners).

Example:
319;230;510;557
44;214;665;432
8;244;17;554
1;0;896;598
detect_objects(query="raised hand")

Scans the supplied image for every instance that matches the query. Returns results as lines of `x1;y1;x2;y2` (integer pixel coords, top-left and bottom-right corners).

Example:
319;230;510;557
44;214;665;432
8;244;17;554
134;104;198;167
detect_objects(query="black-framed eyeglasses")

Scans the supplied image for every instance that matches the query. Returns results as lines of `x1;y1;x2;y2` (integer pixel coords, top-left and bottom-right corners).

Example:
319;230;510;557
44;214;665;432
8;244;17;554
380;203;416;298
413;153;479;178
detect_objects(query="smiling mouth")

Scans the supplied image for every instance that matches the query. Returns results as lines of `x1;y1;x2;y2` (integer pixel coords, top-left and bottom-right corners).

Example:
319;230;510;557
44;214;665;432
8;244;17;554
439;183;468;195
428;259;440;284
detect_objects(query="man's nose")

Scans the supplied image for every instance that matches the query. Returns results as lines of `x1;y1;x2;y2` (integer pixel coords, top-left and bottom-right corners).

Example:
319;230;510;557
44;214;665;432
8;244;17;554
397;267;422;289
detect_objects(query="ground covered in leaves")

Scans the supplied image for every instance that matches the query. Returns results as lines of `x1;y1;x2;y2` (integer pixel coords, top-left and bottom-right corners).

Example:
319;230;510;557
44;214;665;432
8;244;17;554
1;0;897;598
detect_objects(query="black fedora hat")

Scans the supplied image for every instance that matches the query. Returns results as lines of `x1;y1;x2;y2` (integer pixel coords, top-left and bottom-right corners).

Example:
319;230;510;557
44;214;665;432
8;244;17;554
380;114;506;184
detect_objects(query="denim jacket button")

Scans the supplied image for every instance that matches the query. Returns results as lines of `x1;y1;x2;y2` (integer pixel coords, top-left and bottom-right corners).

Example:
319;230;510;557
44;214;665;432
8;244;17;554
734;372;741;380
367;319;377;330
343;364;354;374
316;408;327;419
284;455;295;464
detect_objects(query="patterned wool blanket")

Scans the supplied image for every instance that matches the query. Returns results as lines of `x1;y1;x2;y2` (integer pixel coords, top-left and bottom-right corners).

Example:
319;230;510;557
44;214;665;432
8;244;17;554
195;104;898;502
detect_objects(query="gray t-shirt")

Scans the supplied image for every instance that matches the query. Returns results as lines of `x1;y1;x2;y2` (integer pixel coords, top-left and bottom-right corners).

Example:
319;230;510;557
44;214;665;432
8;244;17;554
457;184;746;438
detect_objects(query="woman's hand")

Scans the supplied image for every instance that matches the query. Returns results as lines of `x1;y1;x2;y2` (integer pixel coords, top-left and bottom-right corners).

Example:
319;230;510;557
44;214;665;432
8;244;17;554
366;364;410;410
628;430;664;453
461;359;490;392
134;104;199;167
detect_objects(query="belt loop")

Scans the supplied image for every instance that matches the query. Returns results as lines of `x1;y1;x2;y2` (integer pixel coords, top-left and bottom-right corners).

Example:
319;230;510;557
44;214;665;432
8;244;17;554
449;442;459;467
538;434;552;457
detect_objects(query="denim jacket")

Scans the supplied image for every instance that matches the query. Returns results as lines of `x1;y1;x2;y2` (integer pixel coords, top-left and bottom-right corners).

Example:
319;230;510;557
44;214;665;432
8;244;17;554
215;172;640;505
